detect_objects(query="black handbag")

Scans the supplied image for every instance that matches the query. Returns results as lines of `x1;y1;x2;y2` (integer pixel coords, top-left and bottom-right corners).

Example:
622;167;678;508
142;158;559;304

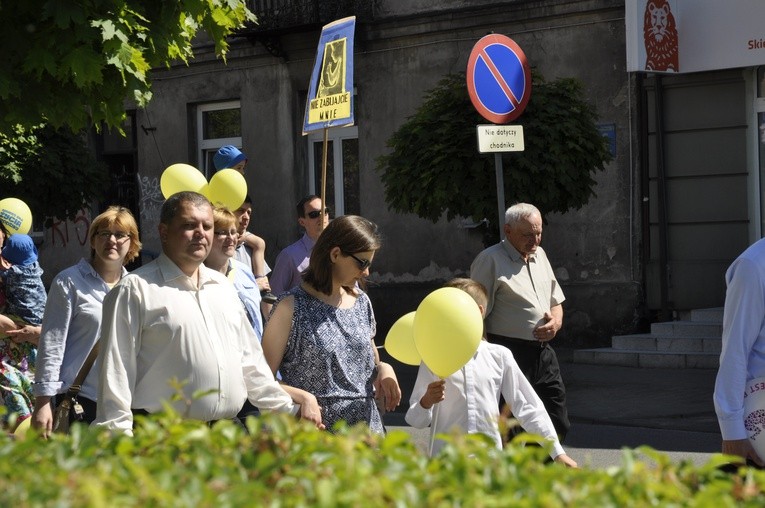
52;342;99;434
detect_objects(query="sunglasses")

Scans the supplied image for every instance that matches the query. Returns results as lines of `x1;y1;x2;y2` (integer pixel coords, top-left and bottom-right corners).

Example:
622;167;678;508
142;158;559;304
345;252;372;271
306;208;329;219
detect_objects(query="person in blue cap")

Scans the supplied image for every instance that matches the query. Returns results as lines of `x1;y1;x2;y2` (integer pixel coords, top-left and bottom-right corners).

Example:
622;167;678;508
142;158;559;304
213;145;277;306
213;145;248;175
0;233;46;329
0;232;46;431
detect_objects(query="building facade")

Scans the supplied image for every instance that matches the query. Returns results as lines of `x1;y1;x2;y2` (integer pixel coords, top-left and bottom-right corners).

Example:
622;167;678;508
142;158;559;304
48;1;750;351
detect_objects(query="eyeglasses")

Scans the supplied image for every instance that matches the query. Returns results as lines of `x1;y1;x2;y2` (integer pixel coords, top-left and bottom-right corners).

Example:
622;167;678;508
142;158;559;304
345;252;372;271
214;230;238;238
96;231;130;241
306;208;329;219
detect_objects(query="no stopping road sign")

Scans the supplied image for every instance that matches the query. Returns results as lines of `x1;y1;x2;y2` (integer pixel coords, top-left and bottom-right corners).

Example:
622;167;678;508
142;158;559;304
466;34;531;124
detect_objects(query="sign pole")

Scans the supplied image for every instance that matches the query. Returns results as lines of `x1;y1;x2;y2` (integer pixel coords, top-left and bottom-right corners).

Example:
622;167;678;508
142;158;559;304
494;153;506;241
320;127;329;232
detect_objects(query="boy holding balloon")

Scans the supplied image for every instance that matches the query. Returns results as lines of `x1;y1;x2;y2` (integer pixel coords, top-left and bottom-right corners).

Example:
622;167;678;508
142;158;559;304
405;278;577;466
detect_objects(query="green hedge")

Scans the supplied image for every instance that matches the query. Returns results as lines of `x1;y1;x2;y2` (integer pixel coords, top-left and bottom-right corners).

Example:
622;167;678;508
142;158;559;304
1;411;764;507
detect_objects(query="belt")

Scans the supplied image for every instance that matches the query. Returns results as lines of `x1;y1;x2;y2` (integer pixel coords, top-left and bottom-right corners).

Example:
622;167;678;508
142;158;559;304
487;332;545;348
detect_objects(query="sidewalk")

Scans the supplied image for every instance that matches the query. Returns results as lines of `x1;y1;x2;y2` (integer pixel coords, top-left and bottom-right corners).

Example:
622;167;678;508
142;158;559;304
558;350;719;434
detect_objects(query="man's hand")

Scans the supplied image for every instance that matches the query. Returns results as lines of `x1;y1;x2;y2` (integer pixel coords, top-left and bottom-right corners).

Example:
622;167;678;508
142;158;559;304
292;390;326;430
722;438;764;467
419;379;446;409
533;311;559;342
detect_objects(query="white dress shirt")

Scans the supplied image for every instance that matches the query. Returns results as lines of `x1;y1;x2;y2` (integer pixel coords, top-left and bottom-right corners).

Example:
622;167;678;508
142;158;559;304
34;258;126;400
406;341;565;458
94;254;295;434
714;238;765;440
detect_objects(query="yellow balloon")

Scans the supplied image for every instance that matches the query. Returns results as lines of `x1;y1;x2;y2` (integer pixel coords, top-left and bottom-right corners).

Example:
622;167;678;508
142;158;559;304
160;163;208;199
207;168;247;211
413;287;483;378
0;197;33;234
385;312;421;366
12;416;31;438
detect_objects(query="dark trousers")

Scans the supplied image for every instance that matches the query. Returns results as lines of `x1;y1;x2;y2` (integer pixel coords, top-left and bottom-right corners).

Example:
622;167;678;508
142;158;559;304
131;404;255;432
487;333;570;442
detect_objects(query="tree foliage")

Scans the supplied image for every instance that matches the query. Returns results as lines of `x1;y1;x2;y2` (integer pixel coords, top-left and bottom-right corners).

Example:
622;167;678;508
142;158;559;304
0;0;256;133
375;72;612;245
0;125;108;223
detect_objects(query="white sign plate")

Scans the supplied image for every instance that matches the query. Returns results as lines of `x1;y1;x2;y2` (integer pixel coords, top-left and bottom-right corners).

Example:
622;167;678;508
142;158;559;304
477;125;524;153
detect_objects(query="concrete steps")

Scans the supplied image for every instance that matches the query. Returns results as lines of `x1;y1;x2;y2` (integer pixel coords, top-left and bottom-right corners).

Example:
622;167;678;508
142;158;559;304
573;307;722;369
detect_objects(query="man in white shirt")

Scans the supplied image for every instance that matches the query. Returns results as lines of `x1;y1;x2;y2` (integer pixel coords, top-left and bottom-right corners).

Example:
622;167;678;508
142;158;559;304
94;191;322;434
714;238;765;466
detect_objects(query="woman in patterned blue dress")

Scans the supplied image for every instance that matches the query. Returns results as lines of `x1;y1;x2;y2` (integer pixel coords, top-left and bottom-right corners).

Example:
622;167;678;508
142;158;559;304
262;215;401;433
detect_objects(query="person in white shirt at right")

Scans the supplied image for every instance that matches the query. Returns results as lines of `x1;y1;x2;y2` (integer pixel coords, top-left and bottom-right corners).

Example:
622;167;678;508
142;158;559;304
405;277;577;466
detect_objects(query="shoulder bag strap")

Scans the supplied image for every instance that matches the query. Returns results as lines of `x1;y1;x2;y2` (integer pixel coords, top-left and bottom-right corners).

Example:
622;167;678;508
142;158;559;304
65;342;100;398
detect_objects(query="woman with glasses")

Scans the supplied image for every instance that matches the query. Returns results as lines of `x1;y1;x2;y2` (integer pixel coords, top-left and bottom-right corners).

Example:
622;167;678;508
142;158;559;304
262;215;401;433
204;206;264;339
31;206;141;436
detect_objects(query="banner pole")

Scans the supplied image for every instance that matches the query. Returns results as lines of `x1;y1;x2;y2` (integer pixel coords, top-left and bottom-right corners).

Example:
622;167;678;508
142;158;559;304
320;127;329;231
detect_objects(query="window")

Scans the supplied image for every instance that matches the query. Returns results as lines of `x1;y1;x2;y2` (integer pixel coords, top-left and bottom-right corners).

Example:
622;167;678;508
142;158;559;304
307;126;359;216
197;101;241;178
756;67;765;236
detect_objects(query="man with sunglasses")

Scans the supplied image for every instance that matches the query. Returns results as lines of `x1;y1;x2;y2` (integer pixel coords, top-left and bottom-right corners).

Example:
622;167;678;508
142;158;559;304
270;195;330;297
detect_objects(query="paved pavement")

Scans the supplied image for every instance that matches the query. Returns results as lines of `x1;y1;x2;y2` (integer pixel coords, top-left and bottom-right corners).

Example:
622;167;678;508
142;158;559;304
384;349;722;467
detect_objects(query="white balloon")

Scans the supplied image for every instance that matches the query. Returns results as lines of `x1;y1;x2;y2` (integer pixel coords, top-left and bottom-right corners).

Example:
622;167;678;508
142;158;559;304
743;377;765;460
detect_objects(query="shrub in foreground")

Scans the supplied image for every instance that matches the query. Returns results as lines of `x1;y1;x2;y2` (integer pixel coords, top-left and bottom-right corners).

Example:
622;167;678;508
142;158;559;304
0;411;763;506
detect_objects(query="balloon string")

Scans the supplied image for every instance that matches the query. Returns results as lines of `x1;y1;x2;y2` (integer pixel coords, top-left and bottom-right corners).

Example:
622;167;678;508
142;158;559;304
428;393;441;457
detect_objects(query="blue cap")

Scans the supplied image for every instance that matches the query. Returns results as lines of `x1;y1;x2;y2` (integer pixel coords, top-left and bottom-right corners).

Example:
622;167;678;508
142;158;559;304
2;233;38;266
213;145;247;171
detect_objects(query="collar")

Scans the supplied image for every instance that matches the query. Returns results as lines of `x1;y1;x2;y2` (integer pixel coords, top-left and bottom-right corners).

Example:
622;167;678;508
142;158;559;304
78;257;128;281
300;232;317;250
156;253;219;287
500;240;536;263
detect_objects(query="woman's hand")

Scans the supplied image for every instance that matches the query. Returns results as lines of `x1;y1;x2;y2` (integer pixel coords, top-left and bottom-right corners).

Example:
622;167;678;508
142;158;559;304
375;362;402;412
32;397;54;439
6;325;42;346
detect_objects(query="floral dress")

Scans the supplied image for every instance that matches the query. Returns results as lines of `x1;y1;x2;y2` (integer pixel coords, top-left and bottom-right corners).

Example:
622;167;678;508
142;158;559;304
0;265;36;427
279;286;383;434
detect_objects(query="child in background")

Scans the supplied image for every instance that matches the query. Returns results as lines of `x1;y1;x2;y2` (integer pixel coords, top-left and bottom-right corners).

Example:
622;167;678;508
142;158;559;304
405;277;577;466
0;233;46;430
214;145;277;305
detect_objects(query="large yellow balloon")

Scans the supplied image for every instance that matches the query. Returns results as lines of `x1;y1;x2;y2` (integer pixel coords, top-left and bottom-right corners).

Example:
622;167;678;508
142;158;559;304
207;168;247;211
385;312;421;366
160;163;208;199
413;287;483;378
0;197;33;234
